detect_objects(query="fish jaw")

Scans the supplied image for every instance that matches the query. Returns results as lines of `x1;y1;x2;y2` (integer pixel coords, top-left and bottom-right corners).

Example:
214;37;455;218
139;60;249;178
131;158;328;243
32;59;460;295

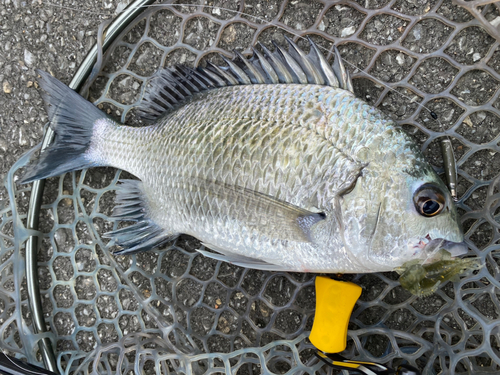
409;235;468;264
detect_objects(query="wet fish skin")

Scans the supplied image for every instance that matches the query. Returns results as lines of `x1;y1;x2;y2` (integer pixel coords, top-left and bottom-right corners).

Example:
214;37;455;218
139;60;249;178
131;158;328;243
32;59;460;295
95;85;370;272
22;46;464;273
105;85;460;272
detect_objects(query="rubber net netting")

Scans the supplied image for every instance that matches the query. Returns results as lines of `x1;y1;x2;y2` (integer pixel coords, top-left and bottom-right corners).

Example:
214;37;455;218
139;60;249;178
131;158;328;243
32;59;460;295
1;0;500;373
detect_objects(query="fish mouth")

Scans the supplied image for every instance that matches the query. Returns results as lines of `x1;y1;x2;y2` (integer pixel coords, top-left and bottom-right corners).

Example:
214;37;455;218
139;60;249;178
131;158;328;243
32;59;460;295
413;235;468;264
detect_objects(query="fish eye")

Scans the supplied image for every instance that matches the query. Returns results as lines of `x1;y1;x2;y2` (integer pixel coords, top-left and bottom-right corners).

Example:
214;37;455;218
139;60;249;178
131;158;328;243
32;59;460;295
421;200;441;215
414;184;445;217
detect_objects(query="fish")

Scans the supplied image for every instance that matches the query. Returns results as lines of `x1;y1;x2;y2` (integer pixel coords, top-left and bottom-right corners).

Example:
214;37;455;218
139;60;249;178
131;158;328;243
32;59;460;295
21;38;467;273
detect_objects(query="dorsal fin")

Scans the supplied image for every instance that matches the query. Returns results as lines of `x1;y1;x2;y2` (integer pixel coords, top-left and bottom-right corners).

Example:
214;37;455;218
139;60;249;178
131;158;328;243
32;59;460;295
332;46;354;93
272;41;308;84
137;39;354;122
284;36;324;85
307;37;340;88
234;50;266;84
251;47;279;84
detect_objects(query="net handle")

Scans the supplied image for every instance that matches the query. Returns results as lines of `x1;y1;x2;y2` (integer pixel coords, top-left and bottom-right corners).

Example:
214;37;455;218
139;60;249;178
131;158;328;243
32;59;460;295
25;0;157;372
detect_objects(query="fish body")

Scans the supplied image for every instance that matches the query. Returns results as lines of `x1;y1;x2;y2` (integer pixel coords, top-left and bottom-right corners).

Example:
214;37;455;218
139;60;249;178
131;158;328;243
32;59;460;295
23;41;465;273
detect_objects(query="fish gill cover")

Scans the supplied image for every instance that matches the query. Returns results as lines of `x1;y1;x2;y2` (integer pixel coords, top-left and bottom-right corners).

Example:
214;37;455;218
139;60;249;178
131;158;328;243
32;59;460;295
0;0;500;374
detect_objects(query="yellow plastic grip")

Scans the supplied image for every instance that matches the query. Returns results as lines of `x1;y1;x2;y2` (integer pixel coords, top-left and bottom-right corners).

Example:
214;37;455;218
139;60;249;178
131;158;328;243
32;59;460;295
309;276;362;353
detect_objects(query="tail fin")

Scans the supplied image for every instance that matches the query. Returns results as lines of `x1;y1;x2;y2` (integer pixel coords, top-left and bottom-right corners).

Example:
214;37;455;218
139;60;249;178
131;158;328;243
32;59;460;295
21;70;110;184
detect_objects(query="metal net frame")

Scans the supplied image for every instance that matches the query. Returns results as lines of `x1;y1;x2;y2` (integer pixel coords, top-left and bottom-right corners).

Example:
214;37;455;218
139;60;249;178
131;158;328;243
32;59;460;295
1;0;500;374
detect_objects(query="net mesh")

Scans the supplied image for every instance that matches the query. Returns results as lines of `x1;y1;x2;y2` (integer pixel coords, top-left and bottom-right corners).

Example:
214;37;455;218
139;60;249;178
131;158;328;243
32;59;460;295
1;0;500;373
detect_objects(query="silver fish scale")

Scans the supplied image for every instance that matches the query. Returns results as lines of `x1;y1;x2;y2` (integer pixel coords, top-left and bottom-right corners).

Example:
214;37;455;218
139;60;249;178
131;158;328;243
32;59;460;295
98;83;420;185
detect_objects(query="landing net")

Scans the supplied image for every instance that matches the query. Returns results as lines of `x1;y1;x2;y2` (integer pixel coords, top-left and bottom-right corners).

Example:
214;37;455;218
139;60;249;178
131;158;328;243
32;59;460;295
1;0;500;373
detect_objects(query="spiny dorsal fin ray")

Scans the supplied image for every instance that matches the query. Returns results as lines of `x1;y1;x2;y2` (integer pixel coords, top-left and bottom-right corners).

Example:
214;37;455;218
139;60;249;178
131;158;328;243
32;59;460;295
273;41;308;84
137;39;354;122
284;36;324;85
306;37;340;88
332;46;354;92
251;47;279;84
234;50;266;84
221;55;252;85
258;42;294;84
206;61;239;85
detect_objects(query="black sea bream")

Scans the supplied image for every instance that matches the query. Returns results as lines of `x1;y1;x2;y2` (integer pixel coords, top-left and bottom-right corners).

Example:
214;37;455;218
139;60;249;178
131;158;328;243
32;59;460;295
22;39;465;273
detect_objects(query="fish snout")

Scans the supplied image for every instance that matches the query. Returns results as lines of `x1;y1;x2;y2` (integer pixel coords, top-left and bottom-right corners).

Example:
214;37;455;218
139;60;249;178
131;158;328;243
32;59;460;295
412;236;468;264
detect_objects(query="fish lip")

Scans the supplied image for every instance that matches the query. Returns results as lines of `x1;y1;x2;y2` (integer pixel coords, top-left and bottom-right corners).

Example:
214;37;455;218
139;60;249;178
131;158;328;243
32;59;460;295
413;235;468;264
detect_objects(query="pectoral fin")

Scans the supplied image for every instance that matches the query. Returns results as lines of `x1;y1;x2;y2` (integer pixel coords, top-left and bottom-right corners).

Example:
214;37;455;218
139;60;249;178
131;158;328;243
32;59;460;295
201;179;326;243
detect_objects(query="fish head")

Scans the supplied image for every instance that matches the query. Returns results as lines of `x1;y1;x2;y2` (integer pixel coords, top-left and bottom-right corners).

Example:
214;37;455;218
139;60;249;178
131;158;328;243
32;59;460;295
341;166;465;272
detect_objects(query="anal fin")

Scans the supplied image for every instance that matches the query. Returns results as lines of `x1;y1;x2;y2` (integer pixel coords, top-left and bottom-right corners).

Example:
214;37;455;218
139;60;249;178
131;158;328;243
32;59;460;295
104;180;176;254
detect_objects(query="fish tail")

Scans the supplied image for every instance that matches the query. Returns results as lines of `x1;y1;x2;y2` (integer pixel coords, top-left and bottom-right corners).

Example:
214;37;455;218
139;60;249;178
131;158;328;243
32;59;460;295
21;70;111;184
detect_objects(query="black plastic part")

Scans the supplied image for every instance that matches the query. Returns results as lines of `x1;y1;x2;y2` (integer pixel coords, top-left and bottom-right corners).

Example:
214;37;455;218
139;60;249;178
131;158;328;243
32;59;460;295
314;351;394;375
396;364;421;375
0;353;58;375
314;351;422;375
440;137;458;200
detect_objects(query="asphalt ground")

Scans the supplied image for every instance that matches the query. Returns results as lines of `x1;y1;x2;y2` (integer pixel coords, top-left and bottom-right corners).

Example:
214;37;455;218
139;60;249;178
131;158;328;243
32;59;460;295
0;0;125;198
